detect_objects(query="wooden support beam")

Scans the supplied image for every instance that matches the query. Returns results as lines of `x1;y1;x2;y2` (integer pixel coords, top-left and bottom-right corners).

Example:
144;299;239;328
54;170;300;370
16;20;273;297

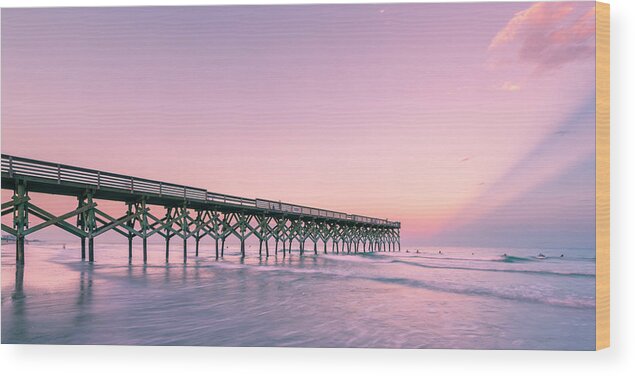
182;204;188;263
139;199;148;263
1;223;17;236
26;205;87;238
127;203;133;261
83;192;96;263
93;207;142;237
128;235;133;260
14;181;27;265
92;211;138;237
165;207;172;262
24;202;94;236
88;238;95;262
93;216;129;238
2;195;29;210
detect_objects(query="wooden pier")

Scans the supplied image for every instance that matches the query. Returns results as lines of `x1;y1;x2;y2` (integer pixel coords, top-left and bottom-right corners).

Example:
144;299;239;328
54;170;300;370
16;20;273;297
1;154;400;264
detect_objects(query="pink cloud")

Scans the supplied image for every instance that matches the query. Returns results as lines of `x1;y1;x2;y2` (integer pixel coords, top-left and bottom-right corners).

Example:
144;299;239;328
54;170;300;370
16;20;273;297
489;2;595;72
489;2;574;50
549;7;596;44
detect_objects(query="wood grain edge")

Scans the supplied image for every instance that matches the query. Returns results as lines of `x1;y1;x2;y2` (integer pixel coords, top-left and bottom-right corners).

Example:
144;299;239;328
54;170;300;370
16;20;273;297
595;0;610;351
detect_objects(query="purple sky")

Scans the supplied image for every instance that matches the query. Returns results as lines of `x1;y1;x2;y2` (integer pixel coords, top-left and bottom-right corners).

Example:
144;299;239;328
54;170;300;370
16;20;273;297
1;2;597;248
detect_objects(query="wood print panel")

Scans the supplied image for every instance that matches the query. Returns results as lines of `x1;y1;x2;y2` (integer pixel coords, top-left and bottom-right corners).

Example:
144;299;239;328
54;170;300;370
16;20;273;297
595;0;610;351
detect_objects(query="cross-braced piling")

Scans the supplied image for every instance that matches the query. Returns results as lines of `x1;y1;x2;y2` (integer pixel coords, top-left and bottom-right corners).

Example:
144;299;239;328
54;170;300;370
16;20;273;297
1;154;401;264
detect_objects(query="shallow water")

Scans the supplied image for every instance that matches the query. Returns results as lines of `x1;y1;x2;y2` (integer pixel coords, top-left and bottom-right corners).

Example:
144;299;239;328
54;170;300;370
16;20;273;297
1;242;595;349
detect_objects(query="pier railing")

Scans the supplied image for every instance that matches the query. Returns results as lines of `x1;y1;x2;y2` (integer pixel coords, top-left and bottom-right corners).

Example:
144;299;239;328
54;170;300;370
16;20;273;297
1;154;399;227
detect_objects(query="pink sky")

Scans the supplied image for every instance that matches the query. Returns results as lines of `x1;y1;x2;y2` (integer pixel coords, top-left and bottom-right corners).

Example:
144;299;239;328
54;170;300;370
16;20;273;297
1;2;597;248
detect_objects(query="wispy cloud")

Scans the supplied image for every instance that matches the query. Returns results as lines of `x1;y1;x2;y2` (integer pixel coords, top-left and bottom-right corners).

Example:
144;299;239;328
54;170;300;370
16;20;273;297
500;81;521;91
489;2;595;72
489;2;574;50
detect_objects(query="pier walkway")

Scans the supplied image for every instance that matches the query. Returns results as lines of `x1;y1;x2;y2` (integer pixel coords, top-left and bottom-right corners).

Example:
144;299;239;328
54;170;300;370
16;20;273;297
1;154;400;264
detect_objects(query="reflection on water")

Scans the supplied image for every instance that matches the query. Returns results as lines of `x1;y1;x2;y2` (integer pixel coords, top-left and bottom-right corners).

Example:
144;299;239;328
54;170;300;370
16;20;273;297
12;266;24;301
9;266;27;340
1;242;595;349
75;266;93;325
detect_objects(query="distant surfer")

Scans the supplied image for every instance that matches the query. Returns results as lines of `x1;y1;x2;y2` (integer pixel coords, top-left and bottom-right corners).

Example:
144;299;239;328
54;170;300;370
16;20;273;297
416;249;419;254
560;254;564;258
438;250;442;254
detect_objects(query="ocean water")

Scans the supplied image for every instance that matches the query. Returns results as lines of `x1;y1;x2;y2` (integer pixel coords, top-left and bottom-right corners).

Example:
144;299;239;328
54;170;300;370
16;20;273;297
1;242;595;349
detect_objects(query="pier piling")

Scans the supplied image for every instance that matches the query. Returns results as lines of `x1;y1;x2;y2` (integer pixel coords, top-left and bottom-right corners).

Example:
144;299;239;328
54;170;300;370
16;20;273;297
88;238;94;262
166;236;170;262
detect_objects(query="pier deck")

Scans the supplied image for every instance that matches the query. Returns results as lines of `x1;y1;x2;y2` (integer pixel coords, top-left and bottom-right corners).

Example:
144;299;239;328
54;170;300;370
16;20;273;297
1;154;400;264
